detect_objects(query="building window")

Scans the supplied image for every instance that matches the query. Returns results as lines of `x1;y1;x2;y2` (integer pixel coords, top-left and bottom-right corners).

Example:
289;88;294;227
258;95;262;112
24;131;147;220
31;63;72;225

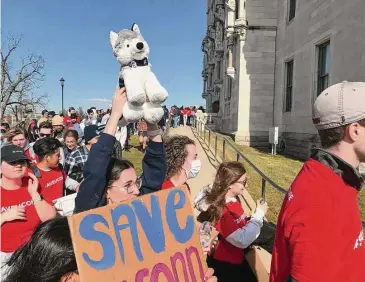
284;60;294;112
317;41;330;96
227;77;232;99
235;0;239;19
288;0;296;22
217;61;221;80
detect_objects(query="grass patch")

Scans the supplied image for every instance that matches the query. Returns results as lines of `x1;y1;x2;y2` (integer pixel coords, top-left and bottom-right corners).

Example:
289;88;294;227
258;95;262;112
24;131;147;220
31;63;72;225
199;128;365;223
122;136;143;175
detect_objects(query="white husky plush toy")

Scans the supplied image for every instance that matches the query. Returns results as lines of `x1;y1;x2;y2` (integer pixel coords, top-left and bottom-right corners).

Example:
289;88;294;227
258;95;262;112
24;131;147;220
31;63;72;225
110;24;168;124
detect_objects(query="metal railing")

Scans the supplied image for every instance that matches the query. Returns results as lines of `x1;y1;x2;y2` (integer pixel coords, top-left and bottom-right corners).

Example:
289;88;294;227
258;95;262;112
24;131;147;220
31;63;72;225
193;121;365;227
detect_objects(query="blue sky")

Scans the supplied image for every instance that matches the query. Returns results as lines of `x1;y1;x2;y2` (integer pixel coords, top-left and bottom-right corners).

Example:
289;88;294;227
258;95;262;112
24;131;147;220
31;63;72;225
2;0;207;112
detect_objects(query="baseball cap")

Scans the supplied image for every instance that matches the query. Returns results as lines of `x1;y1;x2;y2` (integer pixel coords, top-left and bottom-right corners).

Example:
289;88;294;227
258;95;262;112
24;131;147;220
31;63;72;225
312;81;365;130
1;145;28;163
84;125;102;144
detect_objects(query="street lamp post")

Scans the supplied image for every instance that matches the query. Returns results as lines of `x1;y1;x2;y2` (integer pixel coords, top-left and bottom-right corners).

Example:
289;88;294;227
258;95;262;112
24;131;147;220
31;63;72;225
60;77;65;115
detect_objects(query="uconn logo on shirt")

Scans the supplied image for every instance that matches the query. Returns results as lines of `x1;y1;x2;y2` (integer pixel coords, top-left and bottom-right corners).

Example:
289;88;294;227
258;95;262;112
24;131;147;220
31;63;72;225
354;230;364;250
1;200;34;213
45;176;63;188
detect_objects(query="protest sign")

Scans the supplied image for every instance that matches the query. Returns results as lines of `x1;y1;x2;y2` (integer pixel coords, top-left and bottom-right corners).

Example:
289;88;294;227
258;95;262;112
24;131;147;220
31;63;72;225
68;187;207;281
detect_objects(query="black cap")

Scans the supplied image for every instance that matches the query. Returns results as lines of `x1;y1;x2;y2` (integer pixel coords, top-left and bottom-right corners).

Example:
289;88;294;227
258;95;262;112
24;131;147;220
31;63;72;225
1;145;28;163
84;125;101;144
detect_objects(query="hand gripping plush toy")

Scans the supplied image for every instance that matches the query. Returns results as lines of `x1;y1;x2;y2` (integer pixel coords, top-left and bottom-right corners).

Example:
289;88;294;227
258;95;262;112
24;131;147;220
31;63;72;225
110;24;168;124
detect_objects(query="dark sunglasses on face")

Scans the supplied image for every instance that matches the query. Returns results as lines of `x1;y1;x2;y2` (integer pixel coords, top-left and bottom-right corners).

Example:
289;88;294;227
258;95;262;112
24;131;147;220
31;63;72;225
1;129;6;134
39;133;52;138
6;160;28;166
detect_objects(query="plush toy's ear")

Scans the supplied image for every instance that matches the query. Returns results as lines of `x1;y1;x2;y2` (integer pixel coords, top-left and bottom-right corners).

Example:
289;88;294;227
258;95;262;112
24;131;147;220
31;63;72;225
110;31;118;48
131;23;141;35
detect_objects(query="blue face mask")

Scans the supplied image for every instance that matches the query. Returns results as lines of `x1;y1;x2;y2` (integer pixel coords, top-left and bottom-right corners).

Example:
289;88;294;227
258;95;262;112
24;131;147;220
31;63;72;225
186;159;202;179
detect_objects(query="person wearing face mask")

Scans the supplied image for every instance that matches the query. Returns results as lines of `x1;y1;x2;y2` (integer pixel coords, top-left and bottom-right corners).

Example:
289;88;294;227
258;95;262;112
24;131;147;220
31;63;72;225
162;135;202;191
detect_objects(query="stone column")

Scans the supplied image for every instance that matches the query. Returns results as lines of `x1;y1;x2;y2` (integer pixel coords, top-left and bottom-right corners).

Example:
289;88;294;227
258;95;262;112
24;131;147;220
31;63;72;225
226;36;235;78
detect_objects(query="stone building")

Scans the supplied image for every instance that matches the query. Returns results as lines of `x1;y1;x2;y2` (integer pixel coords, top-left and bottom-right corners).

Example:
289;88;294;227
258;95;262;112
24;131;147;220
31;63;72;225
202;0;365;159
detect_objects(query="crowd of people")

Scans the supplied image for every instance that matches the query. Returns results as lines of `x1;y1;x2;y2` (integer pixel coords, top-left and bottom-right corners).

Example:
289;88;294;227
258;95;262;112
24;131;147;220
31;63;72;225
1;81;365;282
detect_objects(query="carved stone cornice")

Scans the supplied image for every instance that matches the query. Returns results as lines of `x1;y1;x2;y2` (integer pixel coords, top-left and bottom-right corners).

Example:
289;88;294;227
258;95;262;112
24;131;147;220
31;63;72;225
226;67;235;79
214;3;225;22
226;0;235;11
227;35;235;46
207;25;215;40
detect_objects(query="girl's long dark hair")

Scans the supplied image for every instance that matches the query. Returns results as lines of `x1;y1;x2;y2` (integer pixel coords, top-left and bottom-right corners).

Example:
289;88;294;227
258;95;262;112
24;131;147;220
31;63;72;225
4;217;77;282
199;162;246;225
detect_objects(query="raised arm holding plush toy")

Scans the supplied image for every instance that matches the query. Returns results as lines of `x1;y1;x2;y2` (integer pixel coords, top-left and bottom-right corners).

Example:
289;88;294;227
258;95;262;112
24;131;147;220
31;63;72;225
110;23;168;125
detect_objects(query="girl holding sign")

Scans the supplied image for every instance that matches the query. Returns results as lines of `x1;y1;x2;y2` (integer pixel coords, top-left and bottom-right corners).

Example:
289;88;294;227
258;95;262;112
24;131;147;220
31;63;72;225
195;162;268;282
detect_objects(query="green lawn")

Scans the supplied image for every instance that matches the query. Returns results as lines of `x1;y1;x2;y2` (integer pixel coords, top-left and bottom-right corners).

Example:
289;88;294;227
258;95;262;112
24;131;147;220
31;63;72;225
124;130;365;224
122;136;143;175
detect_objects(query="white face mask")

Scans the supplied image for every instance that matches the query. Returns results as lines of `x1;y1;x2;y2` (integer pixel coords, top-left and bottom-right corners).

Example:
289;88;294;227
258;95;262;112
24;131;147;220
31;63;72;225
185;159;202;179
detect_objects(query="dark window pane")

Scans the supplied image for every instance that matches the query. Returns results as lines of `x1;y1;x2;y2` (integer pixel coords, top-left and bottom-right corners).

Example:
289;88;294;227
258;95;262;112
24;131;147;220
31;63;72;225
288;0;296;21
317;41;330;95
285;60;294;112
235;0;239;19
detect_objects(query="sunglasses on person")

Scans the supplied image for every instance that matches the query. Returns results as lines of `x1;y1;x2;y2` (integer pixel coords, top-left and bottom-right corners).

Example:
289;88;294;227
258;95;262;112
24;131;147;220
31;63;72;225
39;133;52;138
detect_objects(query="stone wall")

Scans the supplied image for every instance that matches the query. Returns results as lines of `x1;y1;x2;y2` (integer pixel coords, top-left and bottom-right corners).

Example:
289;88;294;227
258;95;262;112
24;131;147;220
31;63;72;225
274;0;365;158
233;0;278;148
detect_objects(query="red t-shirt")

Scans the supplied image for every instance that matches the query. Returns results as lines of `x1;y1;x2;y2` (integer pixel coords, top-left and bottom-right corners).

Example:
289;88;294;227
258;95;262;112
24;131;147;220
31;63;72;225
213;198;249;264
1;179;41;252
36;167;65;203
181;109;188;115
161;179;191;192
270;159;365;282
25;148;39;165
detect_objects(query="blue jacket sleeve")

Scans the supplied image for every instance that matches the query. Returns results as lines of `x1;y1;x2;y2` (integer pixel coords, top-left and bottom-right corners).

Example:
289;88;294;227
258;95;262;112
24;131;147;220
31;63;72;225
74;133;116;213
139;141;166;195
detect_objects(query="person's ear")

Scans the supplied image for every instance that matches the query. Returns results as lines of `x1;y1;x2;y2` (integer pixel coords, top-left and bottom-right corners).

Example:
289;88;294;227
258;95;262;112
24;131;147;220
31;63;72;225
60;272;79;282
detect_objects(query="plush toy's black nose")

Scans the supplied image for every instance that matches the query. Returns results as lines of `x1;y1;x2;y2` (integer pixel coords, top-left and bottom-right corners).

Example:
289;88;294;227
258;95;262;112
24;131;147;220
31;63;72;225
136;42;144;50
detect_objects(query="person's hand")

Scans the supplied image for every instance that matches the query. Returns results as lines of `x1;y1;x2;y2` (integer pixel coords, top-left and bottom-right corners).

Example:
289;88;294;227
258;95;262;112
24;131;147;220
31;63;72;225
2;206;26;223
255;199;268;216
204;268;217;282
110;87;127;119
27;173;39;198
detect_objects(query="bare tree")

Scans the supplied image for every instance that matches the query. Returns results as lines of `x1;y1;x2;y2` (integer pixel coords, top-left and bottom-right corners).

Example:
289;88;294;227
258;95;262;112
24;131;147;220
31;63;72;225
77;106;85;120
1;34;48;117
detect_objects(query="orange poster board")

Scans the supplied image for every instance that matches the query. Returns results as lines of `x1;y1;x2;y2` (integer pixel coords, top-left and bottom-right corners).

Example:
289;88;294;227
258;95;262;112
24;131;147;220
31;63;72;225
68;188;207;282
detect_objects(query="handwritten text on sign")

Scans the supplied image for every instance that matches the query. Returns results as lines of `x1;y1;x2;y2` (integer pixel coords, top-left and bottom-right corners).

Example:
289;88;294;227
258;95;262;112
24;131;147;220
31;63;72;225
68;188;207;282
